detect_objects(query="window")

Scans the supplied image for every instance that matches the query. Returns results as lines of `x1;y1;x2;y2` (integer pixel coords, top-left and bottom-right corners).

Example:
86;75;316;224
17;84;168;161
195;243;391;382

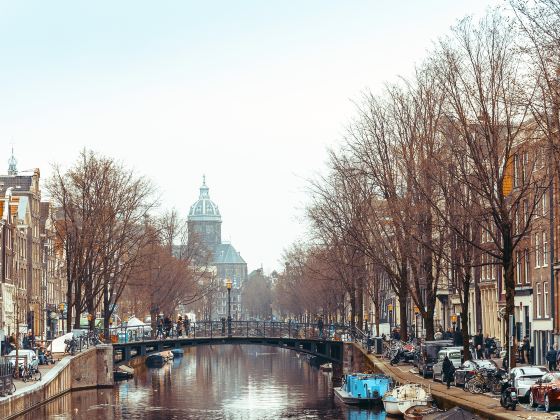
513;154;519;188
544;282;549;318
523;199;529;226
516;251;522;284
524;249;530;283
536;233;540;268
543;231;548;266
537;283;542;318
543;191;547;217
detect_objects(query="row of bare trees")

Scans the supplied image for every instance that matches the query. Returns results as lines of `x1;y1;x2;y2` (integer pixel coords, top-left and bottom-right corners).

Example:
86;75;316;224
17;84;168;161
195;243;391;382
47;150;213;337
274;3;560;365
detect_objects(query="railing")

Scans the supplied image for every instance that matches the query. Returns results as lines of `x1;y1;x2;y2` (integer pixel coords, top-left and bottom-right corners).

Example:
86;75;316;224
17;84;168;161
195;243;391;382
0;357;15;396
108;321;356;344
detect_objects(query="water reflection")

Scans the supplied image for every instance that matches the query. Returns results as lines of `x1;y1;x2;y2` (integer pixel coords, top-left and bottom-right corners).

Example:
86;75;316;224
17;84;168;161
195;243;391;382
24;345;386;419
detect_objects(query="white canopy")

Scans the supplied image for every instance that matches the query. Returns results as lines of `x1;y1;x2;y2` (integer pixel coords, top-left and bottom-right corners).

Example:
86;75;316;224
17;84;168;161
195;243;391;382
49;332;73;353
125;316;146;327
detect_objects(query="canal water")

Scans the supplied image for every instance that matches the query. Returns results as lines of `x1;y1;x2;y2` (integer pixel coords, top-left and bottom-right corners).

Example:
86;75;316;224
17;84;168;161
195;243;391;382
23;345;386;419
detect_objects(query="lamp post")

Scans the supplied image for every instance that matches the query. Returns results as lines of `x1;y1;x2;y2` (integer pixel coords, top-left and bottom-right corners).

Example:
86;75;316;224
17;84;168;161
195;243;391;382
388;303;393;331
226;279;232;338
414;306;420;339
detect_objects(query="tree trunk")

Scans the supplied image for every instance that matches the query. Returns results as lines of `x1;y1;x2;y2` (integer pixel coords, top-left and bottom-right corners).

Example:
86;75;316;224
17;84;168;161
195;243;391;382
461;270;471;361
503;227;516;368
398;286;408;342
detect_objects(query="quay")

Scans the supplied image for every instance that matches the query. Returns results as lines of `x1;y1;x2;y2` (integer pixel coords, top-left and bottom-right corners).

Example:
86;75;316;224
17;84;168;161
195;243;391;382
351;344;556;420
0;346;113;420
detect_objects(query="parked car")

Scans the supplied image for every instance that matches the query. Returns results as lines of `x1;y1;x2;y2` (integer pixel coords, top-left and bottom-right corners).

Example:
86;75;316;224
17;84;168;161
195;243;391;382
510;366;548;401
453;359;498;387
433;347;463;382
7;349;39;371
417;340;453;378
529;372;560;412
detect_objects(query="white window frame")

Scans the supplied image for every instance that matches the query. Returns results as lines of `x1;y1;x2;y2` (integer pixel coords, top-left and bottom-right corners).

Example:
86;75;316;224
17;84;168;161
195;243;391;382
516;251;522;284
543;231;548;266
544;282;549;318
535;233;540;268
524;249;530;283
537;283;542;318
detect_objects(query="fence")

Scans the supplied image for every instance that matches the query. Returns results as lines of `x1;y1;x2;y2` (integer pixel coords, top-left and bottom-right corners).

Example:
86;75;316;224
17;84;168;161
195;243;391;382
0;358;15;397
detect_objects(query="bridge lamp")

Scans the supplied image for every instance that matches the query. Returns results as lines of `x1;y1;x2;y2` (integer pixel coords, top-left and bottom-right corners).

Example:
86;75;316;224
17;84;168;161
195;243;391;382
226;279;232;337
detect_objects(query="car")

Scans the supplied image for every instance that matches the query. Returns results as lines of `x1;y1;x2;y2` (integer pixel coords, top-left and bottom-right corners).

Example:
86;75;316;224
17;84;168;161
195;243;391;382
453;359;498;387
529;372;560;412
417;340;453;378
7;349;39;371
510;366;548;401
432;347;463;382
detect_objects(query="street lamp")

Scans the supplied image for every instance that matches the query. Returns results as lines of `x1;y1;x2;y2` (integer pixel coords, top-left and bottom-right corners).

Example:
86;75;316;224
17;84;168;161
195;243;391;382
364;312;369;335
388;304;393;331
226;278;232;337
414;306;420;339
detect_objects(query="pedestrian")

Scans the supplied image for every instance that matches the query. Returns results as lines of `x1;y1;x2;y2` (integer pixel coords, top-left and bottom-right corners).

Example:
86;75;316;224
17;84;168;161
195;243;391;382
317;317;324;339
546;346;557;371
156;316;164;339
164;316;172;338
453;328;462;346
522;336;530;364
484;335;493;359
474;329;483;350
23;330;33;349
176;316;183;337
184;316;190;337
442;355;455;389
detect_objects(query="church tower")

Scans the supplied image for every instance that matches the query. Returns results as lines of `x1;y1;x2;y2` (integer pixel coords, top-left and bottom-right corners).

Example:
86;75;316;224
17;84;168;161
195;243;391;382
187;176;222;248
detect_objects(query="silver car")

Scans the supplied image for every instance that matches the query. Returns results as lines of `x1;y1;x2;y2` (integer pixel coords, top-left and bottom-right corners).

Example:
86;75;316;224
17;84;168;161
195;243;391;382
432;347;462;383
510;366;548;401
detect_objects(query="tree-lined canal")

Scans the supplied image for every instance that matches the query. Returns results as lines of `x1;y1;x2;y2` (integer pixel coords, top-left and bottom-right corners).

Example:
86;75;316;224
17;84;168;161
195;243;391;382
22;345;386;419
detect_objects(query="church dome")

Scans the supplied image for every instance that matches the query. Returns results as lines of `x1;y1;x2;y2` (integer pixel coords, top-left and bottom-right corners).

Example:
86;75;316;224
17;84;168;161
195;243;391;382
188;176;221;221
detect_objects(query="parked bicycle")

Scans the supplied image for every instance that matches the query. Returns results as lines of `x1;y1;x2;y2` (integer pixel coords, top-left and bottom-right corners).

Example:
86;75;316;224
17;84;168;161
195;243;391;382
65;337;78;355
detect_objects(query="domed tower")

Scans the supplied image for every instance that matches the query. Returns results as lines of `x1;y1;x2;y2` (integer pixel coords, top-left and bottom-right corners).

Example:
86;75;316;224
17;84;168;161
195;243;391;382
188;176;222;248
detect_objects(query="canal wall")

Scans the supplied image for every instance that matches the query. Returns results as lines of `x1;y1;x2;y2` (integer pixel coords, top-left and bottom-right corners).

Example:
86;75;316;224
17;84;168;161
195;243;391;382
0;345;114;420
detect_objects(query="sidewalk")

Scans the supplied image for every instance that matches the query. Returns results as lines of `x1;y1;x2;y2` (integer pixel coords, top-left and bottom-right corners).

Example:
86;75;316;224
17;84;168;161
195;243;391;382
359;346;557;420
10;362;57;395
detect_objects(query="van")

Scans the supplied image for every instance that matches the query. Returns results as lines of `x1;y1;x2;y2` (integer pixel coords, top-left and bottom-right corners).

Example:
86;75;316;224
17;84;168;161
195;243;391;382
417;340;453;378
432;347;463;382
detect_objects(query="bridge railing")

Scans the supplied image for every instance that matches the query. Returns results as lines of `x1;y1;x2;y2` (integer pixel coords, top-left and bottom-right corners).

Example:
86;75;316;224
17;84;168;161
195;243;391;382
108;321;355;344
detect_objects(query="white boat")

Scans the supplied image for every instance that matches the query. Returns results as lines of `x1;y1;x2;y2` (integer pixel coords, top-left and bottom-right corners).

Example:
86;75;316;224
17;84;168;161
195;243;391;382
382;383;431;415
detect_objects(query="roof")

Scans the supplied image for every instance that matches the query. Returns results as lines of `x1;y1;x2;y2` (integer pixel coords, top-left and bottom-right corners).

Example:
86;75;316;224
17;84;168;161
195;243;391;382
0;175;33;193
188;176;221;222
212;243;246;265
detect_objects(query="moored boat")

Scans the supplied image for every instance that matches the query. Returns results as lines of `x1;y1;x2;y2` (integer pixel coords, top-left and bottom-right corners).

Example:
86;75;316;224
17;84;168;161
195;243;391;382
171;348;184;357
320;363;332;372
382;383;431;415
146;354;166;367
334;373;392;405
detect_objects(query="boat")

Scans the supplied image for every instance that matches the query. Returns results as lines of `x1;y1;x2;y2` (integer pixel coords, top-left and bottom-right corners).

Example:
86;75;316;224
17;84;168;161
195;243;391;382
382;383;431;415
320;363;332;372
171;348;184;357
334;373;392;405
114;365;134;381
404;405;441;420
145;354;166;367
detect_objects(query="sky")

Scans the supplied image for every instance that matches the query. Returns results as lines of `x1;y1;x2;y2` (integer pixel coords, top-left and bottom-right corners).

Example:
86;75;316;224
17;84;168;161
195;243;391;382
0;0;501;273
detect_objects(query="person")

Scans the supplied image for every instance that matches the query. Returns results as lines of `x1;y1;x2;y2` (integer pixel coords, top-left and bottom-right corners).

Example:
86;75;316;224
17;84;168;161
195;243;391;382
183;316;190;337
176;316;183;337
156;316;164;339
522;336;530;364
474;329;483;350
502;354;509;370
317;317;324;339
484;336;492;359
546;346;557;371
164;316;172;338
392;329;400;341
23;330;34;350
442;355;455;389
453;328;462;346
38;346;48;365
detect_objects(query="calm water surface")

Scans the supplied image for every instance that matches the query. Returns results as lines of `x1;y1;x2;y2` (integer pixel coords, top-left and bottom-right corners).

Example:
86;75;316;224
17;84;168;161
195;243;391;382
23;345;386;420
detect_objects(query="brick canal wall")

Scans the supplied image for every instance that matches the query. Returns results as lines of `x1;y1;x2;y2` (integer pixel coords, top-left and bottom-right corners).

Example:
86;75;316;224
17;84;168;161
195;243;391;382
0;345;113;420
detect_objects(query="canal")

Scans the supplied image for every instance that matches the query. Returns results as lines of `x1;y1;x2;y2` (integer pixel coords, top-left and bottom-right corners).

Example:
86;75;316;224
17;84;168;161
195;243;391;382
23;345;386;419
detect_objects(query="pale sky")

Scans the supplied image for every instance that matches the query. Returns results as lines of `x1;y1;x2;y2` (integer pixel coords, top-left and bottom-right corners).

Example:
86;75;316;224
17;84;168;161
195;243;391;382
0;0;501;273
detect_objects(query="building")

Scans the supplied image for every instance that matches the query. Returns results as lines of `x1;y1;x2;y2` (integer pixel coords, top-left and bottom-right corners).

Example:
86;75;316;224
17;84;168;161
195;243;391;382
187;177;247;320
